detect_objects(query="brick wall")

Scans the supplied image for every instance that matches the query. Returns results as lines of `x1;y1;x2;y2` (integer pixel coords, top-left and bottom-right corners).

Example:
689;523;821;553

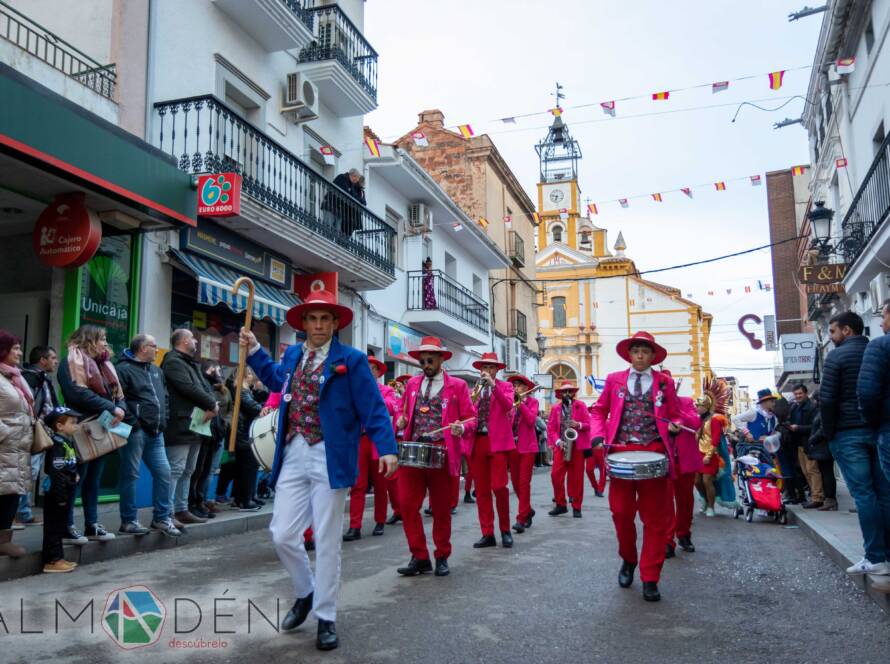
767;170;806;336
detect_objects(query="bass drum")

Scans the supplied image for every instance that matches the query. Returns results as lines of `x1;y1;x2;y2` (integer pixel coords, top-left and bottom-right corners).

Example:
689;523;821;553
250;409;279;472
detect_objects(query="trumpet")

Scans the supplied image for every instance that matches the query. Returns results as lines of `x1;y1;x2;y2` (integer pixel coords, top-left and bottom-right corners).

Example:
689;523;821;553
471;377;486;401
513;385;542;407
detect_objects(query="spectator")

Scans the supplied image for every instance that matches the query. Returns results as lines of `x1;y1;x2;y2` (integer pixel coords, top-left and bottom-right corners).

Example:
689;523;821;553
773;395;804;504
115;334;180;538
329;168;365;237
227;367;263;511
41;407;81;573
161;329;218;526
186;361;224;520
804;399;837;511
0;331;34;558
203;361;231;512
16;345;59;527
788;384;822;508
859;298;890;484
422;257;437;310
820;311;890;576
57;324;124;544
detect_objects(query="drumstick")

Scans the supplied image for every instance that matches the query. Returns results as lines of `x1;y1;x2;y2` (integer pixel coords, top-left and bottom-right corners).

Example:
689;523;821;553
426;417;476;437
656;416;697;435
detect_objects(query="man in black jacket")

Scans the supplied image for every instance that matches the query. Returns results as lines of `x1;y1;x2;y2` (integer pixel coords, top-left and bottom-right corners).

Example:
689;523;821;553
116;335;180;538
788;384;823;508
820;311;890;577
859;298;890;485
161;329;218;526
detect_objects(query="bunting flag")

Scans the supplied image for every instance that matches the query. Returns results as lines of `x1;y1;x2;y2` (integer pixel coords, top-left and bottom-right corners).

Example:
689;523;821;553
836;157;848;168
364;137;380;158
835;57;856;75
714;181;726;191
750;174;762;186
791;165;807;176
503;215;512;227
601;101;616;117
550;107;563;117
587;203;598;215
478;217;489;229
319;145;335;165
686;293;693;298
652;91;670;101
532;212;541;224
726;288;732;295
559;208;569;220
707;290;715;296
452;222;463;232
458;124;474;139
681;188;693;199
768;70;785;90
501;117;517;124
652;193;663;202
619;199;629;208
712;81;729;93
744;286;752;293
411;131;429;147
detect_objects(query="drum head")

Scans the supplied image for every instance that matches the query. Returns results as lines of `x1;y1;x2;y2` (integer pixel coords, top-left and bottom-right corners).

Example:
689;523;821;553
607;451;666;464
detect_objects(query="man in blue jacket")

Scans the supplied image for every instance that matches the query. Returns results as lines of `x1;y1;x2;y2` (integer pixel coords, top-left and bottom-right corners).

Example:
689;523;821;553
239;290;397;652
859;299;890;485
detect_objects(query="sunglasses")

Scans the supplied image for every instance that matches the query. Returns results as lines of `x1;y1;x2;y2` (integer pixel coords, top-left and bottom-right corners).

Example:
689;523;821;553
418;358;439;366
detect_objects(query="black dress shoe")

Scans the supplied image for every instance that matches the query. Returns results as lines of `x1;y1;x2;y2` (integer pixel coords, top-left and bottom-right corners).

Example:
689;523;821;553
372;523;384;536
397;557;432;576
251;497;266;506
473;535;497;548
595;491;605;498
524;509;535;528
342;527;361;542
618;561;636;588
643;581;661;602
665;544;676;559
385;514;402;525
281;593;313;631
424;507;433;516
305;539;315;551
677;536;695;552
451;507;457;515
463;492;475;504
548;505;568;516
316;619;338;651
573;509;582;518
501;531;513;548
512;521;526;533
434;557;450;576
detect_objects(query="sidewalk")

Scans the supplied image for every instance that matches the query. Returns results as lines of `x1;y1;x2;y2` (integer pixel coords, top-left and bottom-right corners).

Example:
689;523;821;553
787;481;890;614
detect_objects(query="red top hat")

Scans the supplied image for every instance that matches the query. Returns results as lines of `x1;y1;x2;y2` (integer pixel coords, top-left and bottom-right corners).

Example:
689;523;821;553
472;351;506;370
616;331;668;365
507;374;535;389
367;357;386;374
554;380;579;393
395;374;412;384
286;290;353;331
408;336;453;361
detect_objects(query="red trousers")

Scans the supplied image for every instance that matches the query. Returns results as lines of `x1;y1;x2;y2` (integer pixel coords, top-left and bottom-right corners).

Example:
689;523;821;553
387;471;401;517
470;436;511;536
551;446;585;510
666;472;696;547
585;446;607;494
450;456;474;508
399;465;452;560
509;449;536;522
348;436;388;529
608;441;671;583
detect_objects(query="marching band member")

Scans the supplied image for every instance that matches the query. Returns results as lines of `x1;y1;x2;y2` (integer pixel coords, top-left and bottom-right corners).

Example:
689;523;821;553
664;391;702;558
469;352;516;549
240;290;397;651
395;337;475;577
584;408;608;498
507;374;540;533
589;331;682;603
546;380;592;518
384;374;412;526
344;357;399;541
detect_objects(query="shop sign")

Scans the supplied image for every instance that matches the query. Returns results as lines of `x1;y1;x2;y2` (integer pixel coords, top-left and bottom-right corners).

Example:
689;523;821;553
80;235;132;354
764;315;778;352
180;218;291;286
33;193;102;268
780;333;816;373
385;322;424;364
197;173;241;217
798;263;848;284
805;283;845;294
293;272;338;300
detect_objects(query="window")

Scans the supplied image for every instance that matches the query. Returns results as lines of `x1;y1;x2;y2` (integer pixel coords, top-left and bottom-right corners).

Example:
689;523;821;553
386;206;404;270
472;273;483;297
549;363;576;383
423;237;432;264
874;121;886;157
865;18;875;54
552;296;566;328
551;224;563;243
444;251;457;279
580;231;591;245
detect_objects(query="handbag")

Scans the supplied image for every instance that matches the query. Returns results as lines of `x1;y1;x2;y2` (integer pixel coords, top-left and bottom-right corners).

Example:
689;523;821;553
73;416;128;462
31;419;54;454
249;409;279;472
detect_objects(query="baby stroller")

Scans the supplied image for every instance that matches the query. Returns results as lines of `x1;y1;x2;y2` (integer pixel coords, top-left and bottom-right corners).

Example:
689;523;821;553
732;439;788;525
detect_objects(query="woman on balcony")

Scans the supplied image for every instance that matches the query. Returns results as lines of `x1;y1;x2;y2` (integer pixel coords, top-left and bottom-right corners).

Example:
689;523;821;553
422;257;437;310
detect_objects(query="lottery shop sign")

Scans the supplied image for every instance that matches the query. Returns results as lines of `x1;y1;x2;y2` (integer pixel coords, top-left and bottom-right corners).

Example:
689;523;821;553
197;173;241;217
32;193;102;268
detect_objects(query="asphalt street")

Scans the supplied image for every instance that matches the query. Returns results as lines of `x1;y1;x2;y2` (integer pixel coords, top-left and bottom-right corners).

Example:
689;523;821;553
1;469;888;664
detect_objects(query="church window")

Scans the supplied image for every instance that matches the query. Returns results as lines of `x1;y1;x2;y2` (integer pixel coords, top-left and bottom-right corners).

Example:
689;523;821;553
552;296;566;328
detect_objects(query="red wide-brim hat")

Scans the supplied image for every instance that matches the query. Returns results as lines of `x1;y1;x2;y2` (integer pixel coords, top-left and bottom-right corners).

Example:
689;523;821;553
554;380;579;393
395;374;413;384
286;290;353;331
368;357;386;374
408;336;453;361
472;351;506;370
507;374;535;389
616;331;668;365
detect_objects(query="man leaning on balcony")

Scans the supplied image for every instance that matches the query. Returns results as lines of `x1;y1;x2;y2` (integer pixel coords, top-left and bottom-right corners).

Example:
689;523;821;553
323;168;366;238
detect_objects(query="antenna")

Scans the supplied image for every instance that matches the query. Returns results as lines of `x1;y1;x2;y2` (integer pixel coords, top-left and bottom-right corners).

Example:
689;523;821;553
552;82;565;106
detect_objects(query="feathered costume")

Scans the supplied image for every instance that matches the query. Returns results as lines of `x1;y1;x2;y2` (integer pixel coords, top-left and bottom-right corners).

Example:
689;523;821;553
695;378;738;509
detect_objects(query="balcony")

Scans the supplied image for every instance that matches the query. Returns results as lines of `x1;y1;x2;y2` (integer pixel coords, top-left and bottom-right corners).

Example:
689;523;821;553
509;309;528;342
212;0;315;52
152;95;395;288
509;230;525;267
0;1;116;99
840;131;890;268
405;270;490;346
293;3;378;116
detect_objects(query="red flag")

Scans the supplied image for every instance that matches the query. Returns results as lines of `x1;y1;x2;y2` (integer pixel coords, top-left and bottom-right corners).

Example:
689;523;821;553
601;101;616;117
681;188;693;199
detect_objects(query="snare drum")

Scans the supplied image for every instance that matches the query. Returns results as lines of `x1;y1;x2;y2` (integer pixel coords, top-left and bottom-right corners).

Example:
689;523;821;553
250;410;279;472
606;450;669;480
398;440;446;469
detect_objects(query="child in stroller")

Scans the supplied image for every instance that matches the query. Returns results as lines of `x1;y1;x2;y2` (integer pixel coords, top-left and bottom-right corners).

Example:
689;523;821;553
732;438;788;524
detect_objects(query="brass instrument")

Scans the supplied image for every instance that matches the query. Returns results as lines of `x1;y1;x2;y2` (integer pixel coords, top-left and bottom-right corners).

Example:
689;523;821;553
470;378;486;402
513;384;542;407
562;426;578;461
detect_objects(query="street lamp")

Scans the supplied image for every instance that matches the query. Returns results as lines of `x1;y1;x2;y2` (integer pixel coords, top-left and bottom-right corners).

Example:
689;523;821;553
535;331;546;359
808;201;835;256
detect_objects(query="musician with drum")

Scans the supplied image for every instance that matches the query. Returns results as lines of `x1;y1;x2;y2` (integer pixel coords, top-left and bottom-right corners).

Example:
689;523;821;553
589;331;682;603
383;373;413;527
547;380;592;518
395;336;475;578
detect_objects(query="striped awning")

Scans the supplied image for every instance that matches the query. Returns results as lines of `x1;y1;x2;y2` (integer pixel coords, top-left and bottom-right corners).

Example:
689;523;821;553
170;250;299;327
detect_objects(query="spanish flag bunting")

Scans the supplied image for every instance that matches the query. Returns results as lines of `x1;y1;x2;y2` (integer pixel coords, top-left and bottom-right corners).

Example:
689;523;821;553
744;286;752;293
707;290;715;296
835;57;855;74
601;101;616;117
591;302;599;309
768;70;785;90
478;216;489;229
652;193;663;202
712;81;729;93
452;222;463;231
365;137;381;158
629;299;635;306
411;131;429;147
503;215;512;227
714;181;726;191
587;203;598;215
681;188;693;199
319;145;335;165
458;124;474;139
559;208;569;220
550;107;563;117
532;212;541;224
652;91;670;101
750;174;762;186
619;199;629;208
791;165;807;176
836;157;848;168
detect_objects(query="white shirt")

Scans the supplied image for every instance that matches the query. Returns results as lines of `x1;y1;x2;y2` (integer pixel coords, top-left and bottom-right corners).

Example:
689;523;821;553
300;338;331;372
626;367;653;395
732;405;772;431
420;370;445;397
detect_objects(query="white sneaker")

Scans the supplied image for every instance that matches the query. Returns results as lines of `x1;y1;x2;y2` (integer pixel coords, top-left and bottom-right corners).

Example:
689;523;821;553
846;558;890;575
704;508;716;517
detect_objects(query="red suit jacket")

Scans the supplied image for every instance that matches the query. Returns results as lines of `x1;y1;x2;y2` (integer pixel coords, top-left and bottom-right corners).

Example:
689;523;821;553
515;396;540;454
672;396;704;475
472;379;516;454
401;371;476;477
546;399;592;451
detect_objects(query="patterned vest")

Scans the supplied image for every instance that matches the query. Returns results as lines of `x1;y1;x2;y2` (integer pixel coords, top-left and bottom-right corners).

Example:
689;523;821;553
559;400;572;437
512;407;521;442
287;351;324;444
413;381;445;442
617;388;659;445
476;389;492;434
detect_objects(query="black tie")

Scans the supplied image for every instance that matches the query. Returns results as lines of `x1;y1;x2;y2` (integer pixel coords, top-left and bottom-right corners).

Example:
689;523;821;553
634;373;642;397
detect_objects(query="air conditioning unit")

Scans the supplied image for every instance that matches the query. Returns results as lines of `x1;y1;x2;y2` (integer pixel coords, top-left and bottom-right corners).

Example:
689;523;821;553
506;337;522;372
869;272;890;313
407;203;433;233
281;73;319;123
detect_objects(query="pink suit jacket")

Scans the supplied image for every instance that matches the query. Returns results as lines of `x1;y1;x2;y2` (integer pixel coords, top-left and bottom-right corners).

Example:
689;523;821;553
471;379;517;454
546;399;592;451
515;396;540;454
371;383;399;460
401;371;476;477
672;396;704;475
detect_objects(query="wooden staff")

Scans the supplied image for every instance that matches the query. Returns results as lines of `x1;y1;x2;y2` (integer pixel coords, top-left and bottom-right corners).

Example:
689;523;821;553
229;276;255;453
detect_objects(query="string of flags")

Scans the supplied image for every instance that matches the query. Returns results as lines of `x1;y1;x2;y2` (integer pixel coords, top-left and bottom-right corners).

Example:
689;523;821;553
685;280;773;300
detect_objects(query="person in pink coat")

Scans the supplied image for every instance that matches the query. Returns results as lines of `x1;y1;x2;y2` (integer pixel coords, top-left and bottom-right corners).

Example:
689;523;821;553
507;374;540;533
384;374;412;526
395;337;475;578
547;380;592;518
663;389;703;558
589;331;683;603
468;352;517;549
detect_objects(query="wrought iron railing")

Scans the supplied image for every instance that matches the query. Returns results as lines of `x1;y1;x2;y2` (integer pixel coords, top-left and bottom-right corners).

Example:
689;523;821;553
297;3;377;101
840;131;890;266
407;270;489;333
0;1;116;99
509;230;525;267
282;0;316;32
152;95;394;275
510;309;528;342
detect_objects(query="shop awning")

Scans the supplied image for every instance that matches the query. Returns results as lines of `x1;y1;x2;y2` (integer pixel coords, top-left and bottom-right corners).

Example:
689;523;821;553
170;250;299;327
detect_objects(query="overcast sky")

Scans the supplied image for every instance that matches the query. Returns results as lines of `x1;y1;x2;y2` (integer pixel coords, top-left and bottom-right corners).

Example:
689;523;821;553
365;0;823;392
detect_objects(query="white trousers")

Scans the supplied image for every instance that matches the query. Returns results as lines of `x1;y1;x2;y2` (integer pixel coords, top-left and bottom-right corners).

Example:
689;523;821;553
270;436;347;622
